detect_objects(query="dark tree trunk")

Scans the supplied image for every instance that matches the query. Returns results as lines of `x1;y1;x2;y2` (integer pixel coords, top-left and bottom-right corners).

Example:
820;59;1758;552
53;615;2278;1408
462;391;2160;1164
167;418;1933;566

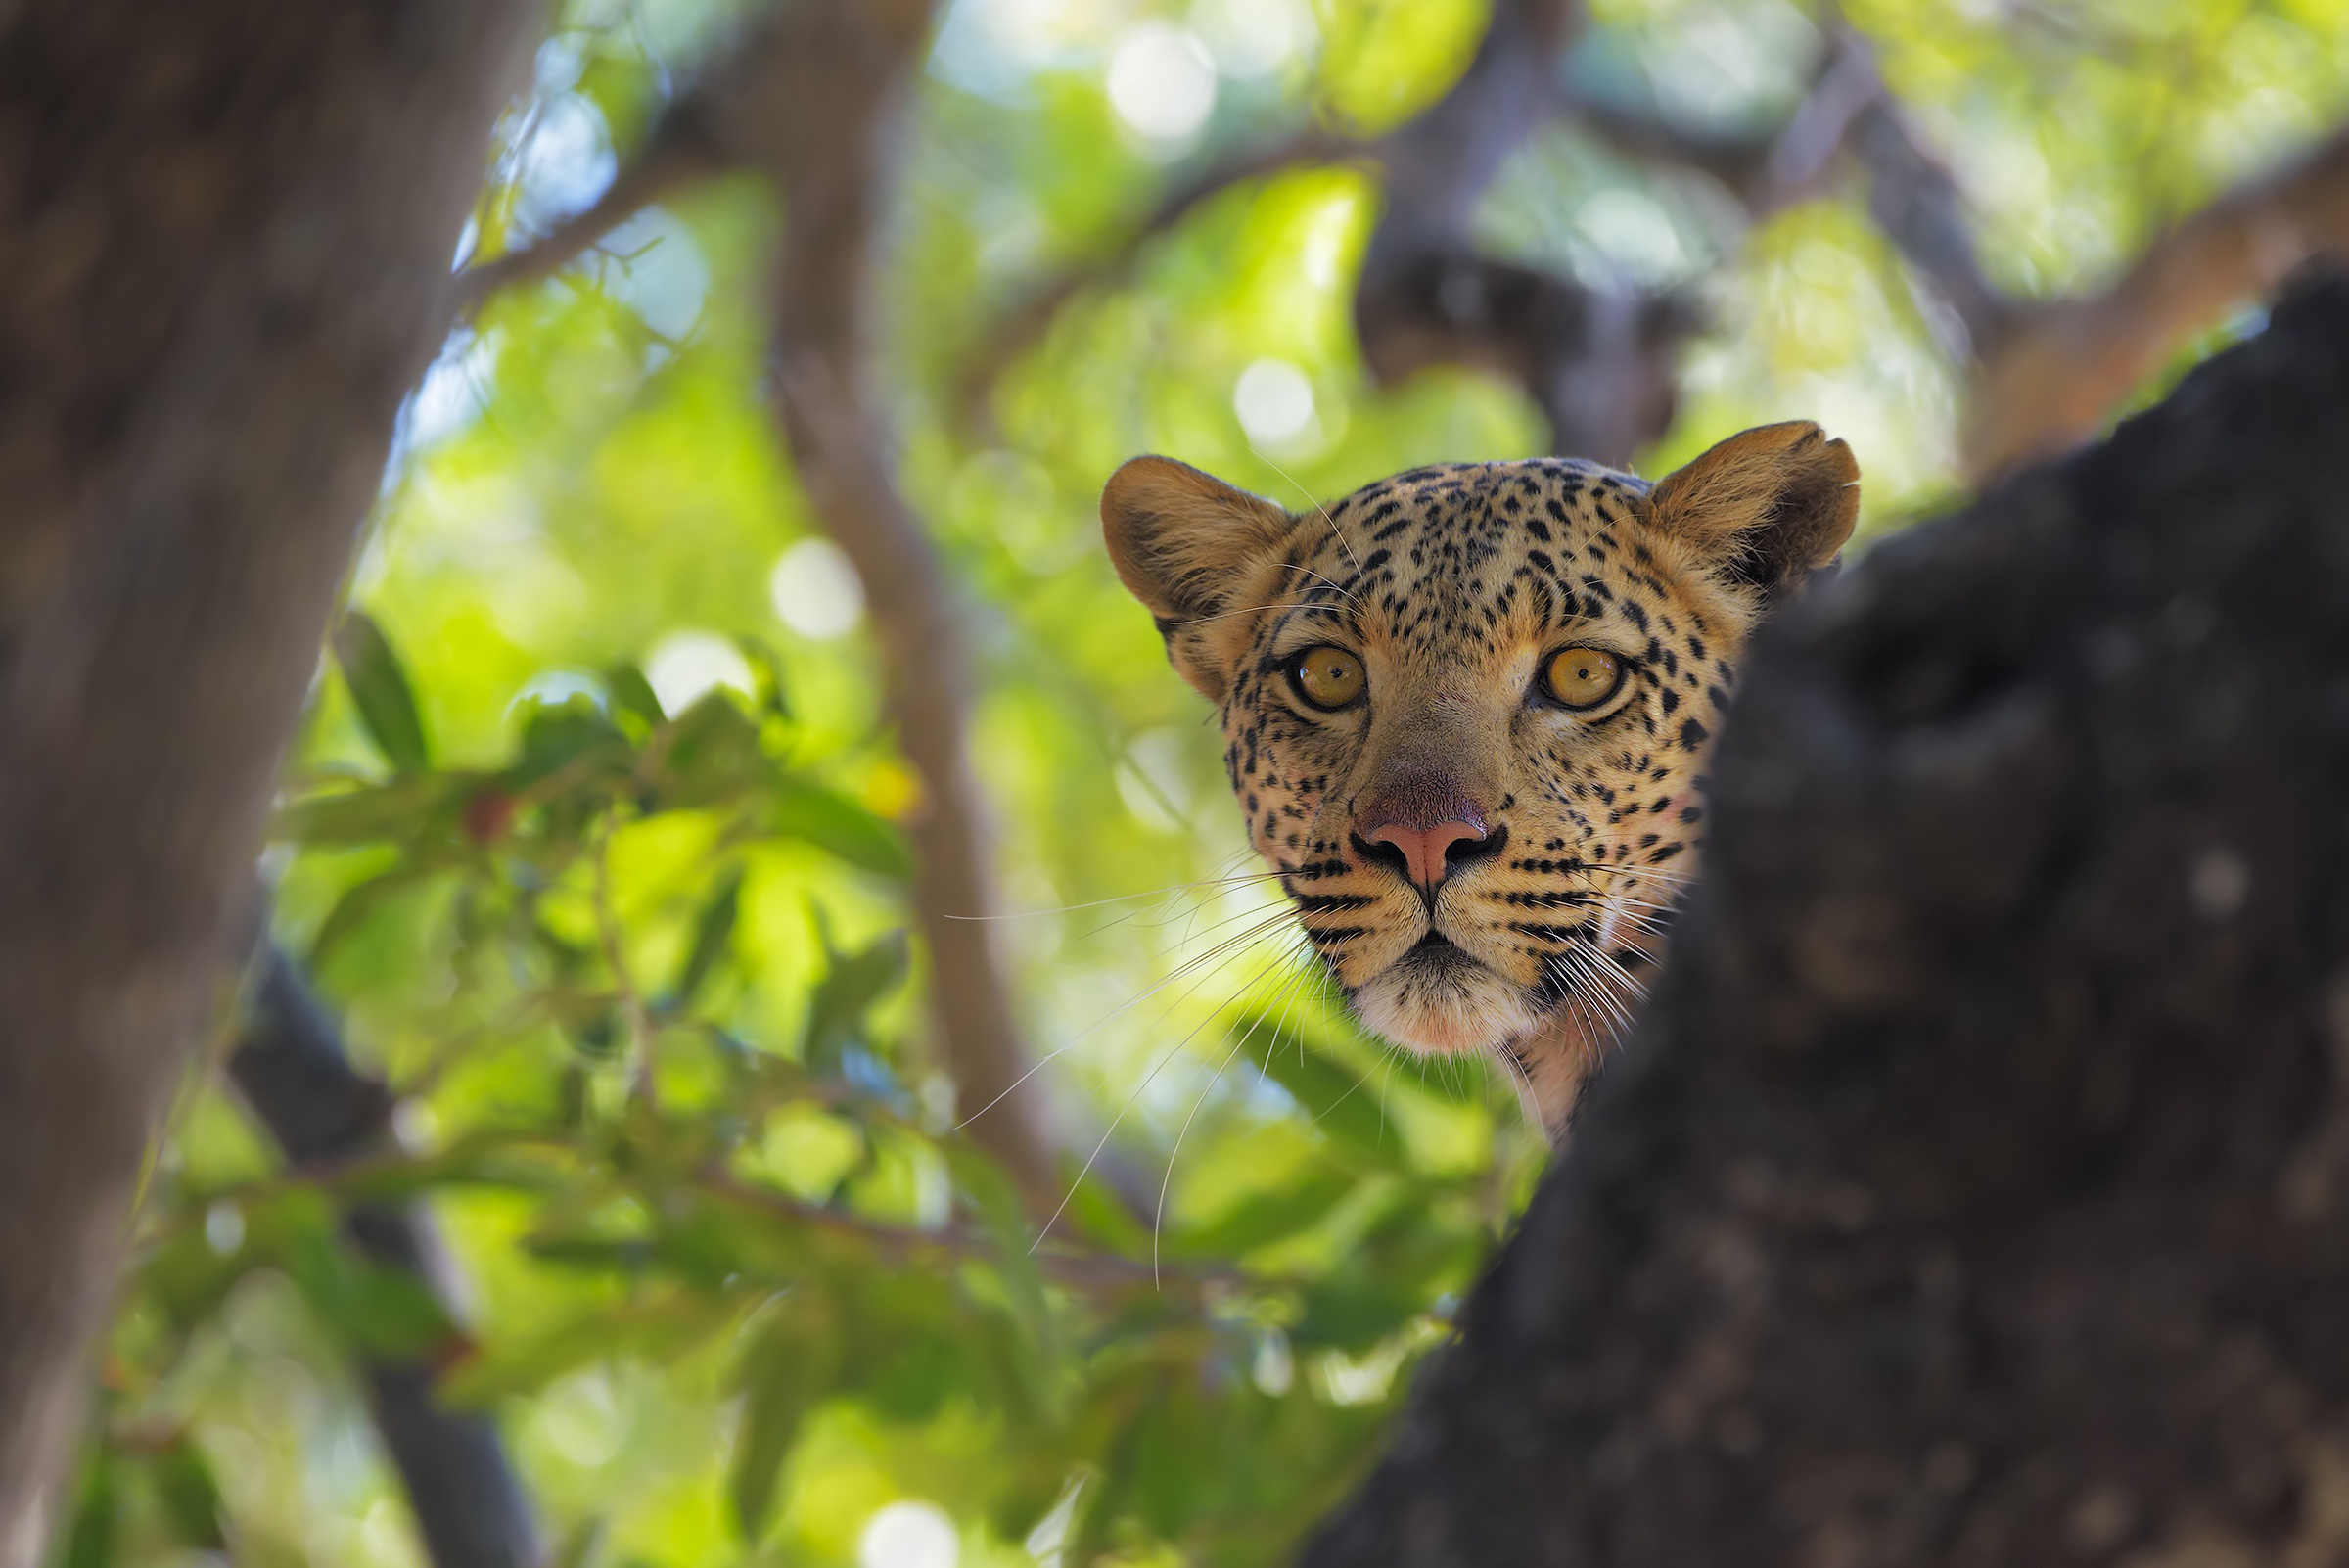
0;4;541;1556
1301;271;2349;1566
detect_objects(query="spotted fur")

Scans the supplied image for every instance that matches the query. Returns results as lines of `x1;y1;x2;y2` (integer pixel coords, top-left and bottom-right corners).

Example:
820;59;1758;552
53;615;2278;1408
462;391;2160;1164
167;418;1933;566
1101;423;1858;1136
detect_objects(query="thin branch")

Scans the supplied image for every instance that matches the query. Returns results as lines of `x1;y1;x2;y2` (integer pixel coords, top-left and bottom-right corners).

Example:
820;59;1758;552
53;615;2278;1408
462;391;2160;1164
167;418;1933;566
453;1;806;313
696;1172;1235;1293
953;126;1366;427
453;130;721;310
755;0;1071;1217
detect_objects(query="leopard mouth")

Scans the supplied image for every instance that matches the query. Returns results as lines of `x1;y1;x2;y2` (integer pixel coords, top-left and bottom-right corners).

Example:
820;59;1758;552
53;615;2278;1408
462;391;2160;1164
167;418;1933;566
1348;921;1543;1056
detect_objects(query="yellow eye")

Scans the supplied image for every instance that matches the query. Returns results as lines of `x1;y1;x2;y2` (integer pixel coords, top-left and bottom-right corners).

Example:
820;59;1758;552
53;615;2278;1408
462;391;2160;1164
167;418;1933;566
1292;646;1365;710
1543;646;1624;710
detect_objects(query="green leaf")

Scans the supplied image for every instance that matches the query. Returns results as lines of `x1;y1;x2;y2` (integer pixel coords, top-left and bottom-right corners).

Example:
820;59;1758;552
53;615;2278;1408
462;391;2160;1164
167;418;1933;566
1059;1163;1152;1259
1291;1275;1429;1354
945;1143;1049;1358
729;1296;839;1541
1175;1163;1355;1258
802;933;908;1077
307;863;443;967
655;694;771;809
280;1229;458;1359
737;638;792;720
273;773;466;845
59;1441;116;1568
150;1438;227;1549
441;1293;736;1406
510;700;634;794
770;778;908;878
333;609;432;774
666;865;744;1013
552;1517;610;1568
605;660;666;731
1227;1012;1400;1167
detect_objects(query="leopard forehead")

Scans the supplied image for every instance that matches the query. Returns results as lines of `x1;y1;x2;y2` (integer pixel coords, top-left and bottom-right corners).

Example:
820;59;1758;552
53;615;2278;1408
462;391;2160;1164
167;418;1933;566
1233;457;1748;688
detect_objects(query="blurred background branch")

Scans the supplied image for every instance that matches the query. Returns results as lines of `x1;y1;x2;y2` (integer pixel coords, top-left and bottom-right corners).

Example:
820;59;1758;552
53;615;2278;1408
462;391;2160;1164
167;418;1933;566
227;948;539;1568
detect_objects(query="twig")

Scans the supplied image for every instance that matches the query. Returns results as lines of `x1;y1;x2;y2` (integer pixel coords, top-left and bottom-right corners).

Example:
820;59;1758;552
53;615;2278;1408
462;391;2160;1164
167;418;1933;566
953;127;1367;426
453;132;721;312
696;1172;1236;1293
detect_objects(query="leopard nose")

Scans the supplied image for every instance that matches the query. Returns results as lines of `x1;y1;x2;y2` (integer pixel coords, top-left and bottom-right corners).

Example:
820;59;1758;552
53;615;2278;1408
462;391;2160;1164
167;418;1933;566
1353;779;1505;894
1364;820;1497;890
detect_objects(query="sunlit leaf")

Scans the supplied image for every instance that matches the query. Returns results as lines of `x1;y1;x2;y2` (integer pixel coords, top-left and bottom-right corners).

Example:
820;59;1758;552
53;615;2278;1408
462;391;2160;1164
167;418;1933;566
667;864;745;1013
728;1294;840;1541
272;773;467;845
769;777;909;877
307;863;445;967
1226;1012;1403;1168
440;1293;738;1407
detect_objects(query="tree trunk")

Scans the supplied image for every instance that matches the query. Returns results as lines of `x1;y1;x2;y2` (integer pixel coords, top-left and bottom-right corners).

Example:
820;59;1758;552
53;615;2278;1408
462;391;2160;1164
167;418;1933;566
0;5;540;1559
1300;269;2349;1566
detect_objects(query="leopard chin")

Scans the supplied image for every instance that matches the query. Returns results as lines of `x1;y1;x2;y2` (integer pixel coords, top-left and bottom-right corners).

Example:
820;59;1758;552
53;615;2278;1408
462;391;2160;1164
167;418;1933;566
1348;936;1544;1058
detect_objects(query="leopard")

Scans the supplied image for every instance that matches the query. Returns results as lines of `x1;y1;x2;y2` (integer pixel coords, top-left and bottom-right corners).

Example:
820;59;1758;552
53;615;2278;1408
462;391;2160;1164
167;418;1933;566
1099;422;1858;1137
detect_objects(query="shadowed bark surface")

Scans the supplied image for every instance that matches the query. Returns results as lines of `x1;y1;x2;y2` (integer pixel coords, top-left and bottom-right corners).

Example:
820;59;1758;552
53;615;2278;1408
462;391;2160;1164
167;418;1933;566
1301;270;2349;1567
0;3;539;1555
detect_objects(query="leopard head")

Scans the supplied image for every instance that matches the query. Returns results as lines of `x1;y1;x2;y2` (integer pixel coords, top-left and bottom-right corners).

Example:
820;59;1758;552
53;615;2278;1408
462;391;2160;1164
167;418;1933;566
1100;424;1858;1135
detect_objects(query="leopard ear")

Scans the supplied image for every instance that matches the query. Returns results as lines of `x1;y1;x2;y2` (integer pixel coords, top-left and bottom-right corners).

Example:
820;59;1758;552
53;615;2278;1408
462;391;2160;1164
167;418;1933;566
1646;421;1859;605
1102;455;1296;702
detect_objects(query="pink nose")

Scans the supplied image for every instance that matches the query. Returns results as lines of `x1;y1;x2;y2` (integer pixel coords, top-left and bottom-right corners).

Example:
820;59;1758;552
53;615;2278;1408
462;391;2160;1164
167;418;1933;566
1366;819;1491;889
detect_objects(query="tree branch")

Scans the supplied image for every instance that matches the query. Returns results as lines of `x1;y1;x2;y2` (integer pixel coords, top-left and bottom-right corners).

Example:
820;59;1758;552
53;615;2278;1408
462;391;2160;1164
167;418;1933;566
227;947;538;1568
745;0;1068;1215
454;128;722;310
951;126;1366;428
1963;120;2349;479
1354;0;1695;464
454;2;807;311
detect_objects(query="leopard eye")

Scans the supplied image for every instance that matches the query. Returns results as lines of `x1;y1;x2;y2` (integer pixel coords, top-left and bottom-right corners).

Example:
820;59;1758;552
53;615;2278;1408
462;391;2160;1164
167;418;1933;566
1291;645;1365;710
1543;646;1624;711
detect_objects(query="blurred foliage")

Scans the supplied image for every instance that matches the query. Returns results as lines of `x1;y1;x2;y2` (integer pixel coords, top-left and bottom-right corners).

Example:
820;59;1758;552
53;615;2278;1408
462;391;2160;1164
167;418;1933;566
65;0;2349;1564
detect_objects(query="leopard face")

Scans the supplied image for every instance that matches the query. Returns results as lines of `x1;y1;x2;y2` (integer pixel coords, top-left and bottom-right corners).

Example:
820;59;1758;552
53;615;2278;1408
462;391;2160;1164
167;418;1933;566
1102;424;1858;1135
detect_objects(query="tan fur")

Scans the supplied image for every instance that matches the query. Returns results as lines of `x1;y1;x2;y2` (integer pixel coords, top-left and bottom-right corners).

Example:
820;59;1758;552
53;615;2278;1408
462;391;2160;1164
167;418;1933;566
1102;425;1857;1135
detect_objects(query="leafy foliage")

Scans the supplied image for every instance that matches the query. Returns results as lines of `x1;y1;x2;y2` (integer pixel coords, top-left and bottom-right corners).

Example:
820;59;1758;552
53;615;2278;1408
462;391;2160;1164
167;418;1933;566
66;0;2349;1564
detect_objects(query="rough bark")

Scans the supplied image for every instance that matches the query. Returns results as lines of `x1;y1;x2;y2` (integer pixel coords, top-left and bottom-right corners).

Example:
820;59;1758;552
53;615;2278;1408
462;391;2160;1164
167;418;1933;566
0;3;540;1558
228;948;537;1568
1300;271;2349;1566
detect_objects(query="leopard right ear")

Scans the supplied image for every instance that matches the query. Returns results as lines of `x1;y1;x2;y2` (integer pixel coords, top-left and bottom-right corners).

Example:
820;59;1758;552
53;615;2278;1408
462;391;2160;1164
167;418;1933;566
1101;456;1296;702
1646;421;1859;607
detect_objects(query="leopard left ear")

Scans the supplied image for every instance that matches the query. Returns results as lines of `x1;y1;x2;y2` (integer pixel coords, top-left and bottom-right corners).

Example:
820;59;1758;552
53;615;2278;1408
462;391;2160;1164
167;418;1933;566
1101;455;1297;702
1645;421;1859;604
